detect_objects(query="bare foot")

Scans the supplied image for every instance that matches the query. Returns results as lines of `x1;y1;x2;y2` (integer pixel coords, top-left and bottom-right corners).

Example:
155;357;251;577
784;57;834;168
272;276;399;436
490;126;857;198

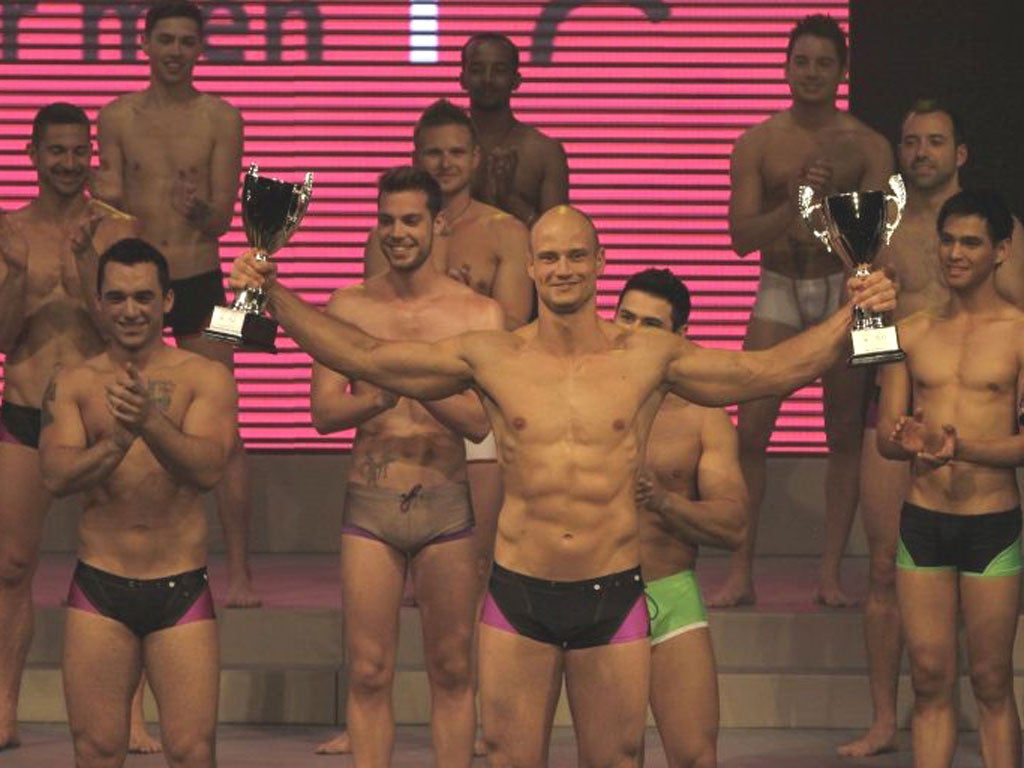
813;583;858;608
315;730;351;754
128;723;162;754
225;578;262;609
0;723;21;752
836;725;897;757
707;579;756;608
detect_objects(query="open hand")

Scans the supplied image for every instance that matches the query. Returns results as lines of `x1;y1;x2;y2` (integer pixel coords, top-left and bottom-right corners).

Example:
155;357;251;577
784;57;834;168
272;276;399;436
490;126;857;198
105;363;154;433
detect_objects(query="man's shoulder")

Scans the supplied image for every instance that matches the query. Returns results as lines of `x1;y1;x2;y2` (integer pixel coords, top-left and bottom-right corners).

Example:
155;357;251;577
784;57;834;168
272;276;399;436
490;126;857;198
99;92;142;121
162;347;230;384
471;201;528;236
200;93;242;122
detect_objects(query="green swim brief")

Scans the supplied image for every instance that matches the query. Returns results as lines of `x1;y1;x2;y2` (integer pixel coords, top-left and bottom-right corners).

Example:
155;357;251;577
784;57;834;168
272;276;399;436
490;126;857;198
644;569;709;646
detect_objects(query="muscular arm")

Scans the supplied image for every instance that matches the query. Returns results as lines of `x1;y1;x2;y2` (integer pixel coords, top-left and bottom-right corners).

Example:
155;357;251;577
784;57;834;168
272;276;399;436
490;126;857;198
491;216;533;328
136;362;236;490
262;277;476;400
860;131;895;190
537;139;570;215
651;409;749;549
39;373;132;497
0;255;27;353
728;129;794;256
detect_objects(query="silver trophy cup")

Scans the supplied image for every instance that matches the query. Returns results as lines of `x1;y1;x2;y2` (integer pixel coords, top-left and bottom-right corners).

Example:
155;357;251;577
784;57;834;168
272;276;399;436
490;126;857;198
799;174;906;366
204;163;313;352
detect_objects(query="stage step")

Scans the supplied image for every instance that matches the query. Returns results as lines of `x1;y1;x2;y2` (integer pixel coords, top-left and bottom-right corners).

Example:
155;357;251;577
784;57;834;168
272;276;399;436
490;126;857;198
19;555;1024;729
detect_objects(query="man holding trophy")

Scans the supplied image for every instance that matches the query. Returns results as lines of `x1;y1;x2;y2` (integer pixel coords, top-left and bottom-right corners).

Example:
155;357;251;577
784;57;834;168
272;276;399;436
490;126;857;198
713;13;895;609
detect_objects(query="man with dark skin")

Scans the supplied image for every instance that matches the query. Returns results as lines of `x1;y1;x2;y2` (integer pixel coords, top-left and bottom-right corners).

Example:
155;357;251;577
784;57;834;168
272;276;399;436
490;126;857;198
713;13;894;609
840;100;1024;759
878;190;1024;768
40;239;236;768
0;103;136;752
460;33;570;226
230;203;895;765
614;269;748;768
97;0;257;607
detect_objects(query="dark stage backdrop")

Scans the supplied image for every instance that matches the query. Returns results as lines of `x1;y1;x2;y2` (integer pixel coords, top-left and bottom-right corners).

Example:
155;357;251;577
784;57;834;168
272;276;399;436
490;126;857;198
0;0;849;451
850;0;1024;218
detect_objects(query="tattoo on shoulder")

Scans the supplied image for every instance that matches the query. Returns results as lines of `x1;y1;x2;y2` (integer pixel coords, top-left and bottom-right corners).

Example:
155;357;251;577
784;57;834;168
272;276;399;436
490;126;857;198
40;377;57;428
148;380;176;412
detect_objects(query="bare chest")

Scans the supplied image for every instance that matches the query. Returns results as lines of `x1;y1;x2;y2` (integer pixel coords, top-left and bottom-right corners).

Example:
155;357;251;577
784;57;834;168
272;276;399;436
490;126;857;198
346;299;469;342
761;130;867;196
909;324;1018;395
80;374;188;444
121;110;215;183
442;223;500;296
23;222;82;310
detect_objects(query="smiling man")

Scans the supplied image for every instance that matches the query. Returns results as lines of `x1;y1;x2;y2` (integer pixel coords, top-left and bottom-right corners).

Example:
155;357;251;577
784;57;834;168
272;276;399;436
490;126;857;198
97;0;256;608
876;190;1024;768
39;238;236;768
0;103;133;751
230;202;896;765
315;167;502;765
714;14;894;610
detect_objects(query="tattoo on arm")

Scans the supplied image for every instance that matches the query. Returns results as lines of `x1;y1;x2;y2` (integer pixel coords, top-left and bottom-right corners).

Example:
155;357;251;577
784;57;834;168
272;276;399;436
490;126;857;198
148;380;176;412
40;377;57;428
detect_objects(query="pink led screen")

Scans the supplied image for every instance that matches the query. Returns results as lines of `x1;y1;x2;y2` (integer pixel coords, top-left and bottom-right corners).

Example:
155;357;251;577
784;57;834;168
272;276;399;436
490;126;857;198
0;0;848;451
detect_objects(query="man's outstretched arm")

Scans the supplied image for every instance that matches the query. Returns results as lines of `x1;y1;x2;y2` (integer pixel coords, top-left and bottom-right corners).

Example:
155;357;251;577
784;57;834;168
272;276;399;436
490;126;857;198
232;253;478;399
665;271;896;406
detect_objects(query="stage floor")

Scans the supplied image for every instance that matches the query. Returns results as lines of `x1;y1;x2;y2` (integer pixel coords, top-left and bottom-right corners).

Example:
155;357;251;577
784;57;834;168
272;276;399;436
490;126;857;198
1;724;984;767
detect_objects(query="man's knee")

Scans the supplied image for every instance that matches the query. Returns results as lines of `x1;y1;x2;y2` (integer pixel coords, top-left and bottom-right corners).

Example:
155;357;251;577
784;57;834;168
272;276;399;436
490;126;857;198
163;733;215;768
668;740;716;768
347;651;395;696
72;730;127;768
425;642;473;692
969;659;1015;708
910;651;956;704
0;539;39;591
866;550;897;593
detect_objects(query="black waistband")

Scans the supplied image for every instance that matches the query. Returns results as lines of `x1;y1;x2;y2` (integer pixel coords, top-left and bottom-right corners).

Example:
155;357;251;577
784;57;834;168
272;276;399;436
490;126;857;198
490;561;642;592
902;501;1020;520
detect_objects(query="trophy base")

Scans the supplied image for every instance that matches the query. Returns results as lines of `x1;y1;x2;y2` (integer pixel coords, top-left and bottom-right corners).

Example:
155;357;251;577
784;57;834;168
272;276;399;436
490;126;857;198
849;325;904;367
203;306;279;353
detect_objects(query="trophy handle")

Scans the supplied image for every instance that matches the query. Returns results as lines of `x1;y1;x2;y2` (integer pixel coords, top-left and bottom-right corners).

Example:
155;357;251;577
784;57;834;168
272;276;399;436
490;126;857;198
882;173;907;245
798;185;834;253
286;172;315;229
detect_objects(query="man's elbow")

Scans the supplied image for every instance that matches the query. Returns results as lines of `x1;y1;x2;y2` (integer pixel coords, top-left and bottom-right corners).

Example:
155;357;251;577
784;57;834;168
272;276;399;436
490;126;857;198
729;225;756;257
41;466;73;497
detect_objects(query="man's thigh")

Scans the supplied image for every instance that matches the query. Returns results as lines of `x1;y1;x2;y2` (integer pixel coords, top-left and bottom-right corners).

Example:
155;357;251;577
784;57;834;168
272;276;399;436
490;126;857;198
650;628;718;763
340;533;406;662
479;623;563;765
821;358;869;446
960;574;1021;686
0;442;50;568
411;535;477;666
63;609;142;759
896;569;959;677
564;638;649;768
143;619;220;754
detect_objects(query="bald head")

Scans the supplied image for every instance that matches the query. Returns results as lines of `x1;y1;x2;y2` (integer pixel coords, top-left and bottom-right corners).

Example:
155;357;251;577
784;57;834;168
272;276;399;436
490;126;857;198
530;205;600;255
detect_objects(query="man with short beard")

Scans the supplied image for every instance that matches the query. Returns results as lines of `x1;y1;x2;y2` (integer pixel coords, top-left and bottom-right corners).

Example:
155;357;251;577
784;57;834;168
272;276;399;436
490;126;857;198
315;167;503;765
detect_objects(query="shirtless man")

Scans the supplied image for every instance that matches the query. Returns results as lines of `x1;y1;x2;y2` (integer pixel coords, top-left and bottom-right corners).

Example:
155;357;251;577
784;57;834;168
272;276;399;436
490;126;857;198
839;100;1024;758
877;189;1024;768
96;0;257;607
39;238;236;768
614;269;748;768
313;167;502;764
460;33;569;226
230;204;895;765
322;100;531;758
0;103;139;751
712;14;894;609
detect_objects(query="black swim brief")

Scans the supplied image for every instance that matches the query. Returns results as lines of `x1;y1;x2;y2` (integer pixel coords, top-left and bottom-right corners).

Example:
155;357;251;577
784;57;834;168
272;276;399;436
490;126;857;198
0;400;42;449
67;560;216;638
481;562;649;650
164;269;226;338
897;501;1022;577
